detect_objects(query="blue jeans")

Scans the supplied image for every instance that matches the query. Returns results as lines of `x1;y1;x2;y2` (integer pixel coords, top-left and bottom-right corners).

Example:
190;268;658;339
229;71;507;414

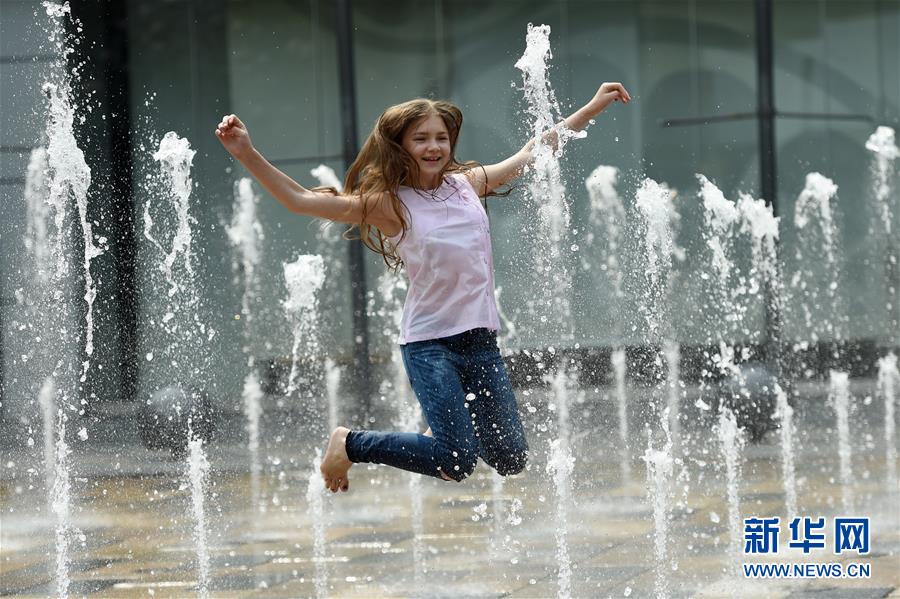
345;328;528;481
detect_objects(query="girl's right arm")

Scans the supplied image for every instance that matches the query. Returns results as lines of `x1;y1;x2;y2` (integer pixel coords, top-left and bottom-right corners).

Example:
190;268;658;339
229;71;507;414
467;82;631;196
215;114;399;233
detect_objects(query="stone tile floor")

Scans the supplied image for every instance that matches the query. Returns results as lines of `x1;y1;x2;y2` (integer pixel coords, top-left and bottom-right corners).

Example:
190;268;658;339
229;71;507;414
1;380;898;598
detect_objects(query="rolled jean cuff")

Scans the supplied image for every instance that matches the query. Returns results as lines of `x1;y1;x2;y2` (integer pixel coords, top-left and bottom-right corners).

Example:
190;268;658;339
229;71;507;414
345;430;362;463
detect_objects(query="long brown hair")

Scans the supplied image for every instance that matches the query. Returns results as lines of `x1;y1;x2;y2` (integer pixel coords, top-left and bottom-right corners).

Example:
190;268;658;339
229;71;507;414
328;98;499;270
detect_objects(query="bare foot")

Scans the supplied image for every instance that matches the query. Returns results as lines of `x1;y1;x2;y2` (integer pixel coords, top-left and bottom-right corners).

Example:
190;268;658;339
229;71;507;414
320;426;352;493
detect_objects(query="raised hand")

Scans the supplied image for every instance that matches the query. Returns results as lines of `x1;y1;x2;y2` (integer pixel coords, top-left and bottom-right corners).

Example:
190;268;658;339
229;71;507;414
215;114;253;160
589;82;632;113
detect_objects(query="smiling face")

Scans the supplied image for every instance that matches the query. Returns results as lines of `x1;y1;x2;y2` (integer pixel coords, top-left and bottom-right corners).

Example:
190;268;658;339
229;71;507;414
401;113;451;189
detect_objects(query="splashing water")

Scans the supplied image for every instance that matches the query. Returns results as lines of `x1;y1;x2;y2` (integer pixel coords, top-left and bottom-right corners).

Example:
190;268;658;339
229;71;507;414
717;408;745;581
242;371;263;513
636;169;684;587
635;178;678;340
738;193;780;254
186;432;211;598
636;178;677;290
712;342;742;379
283;255;327;318
22;148;54;380
43;0;70;19
586;162;630;459
41;3;76;283
586;165;626;303
635;173;681;527
698;176;756;374
828;371;854;511
390;348;411;431
546;437;575;599
310;164;343;191
494;285;518;352
43;78;100;382
309;165;347;330
663;341;682;450
737;193;780;296
227;178;264;324
697;174;739;285
795;172;839;268
514;23;581;364
515;23;568;225
865;126;899;235
514;24;557;131
793;172;845;351
39;5;81;567
36;13;80;592
377;269;405;333
611;348;631;481
865;126;900;343
586;165;625;220
306;451;328;599
515;23;583;249
490;469;506;559
643;418;675;599
409;472;426;586
144;131;215;400
25;148;52;281
141;196;165;259
50;409;71;599
324;358;341;434
41;1;100;382
282;255;326;397
876;353;899;497
548;367;576;598
775;384;798;523
229;177;266;513
550;368;572;447
152;132;197;295
43;84;76;278
39;376;57;492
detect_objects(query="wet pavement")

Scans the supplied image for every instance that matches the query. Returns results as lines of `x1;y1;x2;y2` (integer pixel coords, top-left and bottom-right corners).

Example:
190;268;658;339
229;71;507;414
2;378;898;598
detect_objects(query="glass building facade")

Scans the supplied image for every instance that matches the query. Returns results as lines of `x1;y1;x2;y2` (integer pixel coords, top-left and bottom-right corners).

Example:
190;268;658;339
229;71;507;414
1;0;898;422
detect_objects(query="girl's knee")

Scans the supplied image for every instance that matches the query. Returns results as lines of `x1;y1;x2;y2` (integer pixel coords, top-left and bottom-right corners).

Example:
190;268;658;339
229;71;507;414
434;445;478;482
494;447;528;476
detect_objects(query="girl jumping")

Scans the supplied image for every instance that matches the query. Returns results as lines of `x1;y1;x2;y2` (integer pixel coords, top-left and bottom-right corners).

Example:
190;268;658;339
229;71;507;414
215;81;631;493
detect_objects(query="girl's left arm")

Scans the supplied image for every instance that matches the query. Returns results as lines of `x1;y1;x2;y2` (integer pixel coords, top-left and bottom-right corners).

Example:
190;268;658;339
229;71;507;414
467;82;631;196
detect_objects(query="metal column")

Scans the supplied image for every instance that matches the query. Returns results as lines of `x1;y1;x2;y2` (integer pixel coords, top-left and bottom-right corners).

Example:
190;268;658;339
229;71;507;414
755;0;784;378
103;0;139;404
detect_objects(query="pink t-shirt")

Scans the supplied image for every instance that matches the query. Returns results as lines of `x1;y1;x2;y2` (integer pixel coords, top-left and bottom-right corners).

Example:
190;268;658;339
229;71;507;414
389;174;501;344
